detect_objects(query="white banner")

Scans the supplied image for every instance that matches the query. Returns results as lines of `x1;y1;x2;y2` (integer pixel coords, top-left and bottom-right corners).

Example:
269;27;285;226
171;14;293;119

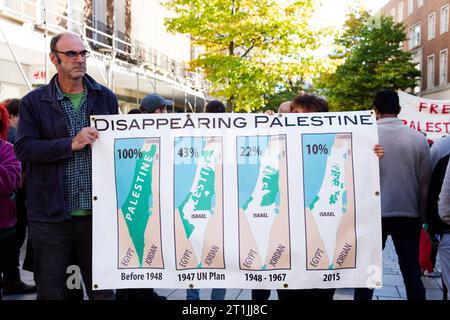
398;91;450;141
91;111;382;291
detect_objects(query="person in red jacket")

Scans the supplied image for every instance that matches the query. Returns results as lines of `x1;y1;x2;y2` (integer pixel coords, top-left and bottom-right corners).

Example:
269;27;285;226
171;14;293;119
0;104;21;300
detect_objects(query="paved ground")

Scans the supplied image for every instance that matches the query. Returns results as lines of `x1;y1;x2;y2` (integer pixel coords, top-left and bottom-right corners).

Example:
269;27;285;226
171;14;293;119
3;236;445;300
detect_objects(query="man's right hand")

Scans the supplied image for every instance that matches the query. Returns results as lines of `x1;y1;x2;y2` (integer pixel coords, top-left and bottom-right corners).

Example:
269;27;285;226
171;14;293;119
71;127;99;151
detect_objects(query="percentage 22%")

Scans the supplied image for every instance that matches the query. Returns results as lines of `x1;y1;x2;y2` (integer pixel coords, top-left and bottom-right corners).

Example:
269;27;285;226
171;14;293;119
117;148;144;159
177;147;200;158
240;146;263;157
305;144;329;155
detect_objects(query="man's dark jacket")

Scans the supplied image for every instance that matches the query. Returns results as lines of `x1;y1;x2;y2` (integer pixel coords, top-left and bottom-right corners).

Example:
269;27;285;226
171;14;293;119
15;74;118;222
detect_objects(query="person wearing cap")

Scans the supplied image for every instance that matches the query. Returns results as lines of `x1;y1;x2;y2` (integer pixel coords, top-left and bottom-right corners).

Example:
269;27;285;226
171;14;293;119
354;89;431;301
139;93;173;114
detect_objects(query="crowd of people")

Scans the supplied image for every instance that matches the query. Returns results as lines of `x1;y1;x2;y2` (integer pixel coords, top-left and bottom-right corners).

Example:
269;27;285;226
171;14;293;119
0;31;449;301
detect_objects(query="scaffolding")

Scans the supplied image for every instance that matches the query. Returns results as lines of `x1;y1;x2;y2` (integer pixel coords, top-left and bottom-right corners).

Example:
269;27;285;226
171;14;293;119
0;0;210;111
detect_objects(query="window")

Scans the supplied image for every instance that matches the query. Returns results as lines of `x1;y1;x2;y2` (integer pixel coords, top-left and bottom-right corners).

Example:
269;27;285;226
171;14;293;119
429;13;436;40
92;0;111;46
409;23;421;49
428;55;435;89
114;0;126;34
418;0;423;8
408;0;414;15
412;52;422;94
398;2;404;21
114;0;128;52
440;49;448;85
441;5;449;34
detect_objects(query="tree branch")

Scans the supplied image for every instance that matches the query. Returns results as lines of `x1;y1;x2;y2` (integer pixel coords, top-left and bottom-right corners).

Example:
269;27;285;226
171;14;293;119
240;44;255;58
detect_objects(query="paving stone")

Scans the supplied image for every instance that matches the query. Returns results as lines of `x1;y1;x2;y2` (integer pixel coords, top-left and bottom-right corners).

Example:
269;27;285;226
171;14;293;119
235;289;251;300
397;286;407;299
383;268;399;275
165;289;187;300
373;285;400;298
383;274;405;286
154;288;176;298
377;296;407;300
435;278;444;290
223;289;243;300
334;288;354;300
426;288;445;300
397;284;444;300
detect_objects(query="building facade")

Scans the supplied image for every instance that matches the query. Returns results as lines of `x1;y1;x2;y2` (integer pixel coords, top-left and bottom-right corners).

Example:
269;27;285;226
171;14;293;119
0;0;210;112
380;0;450;99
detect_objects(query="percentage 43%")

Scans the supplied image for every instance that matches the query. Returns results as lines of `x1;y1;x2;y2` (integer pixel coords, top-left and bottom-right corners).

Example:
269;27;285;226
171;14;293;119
177;147;200;158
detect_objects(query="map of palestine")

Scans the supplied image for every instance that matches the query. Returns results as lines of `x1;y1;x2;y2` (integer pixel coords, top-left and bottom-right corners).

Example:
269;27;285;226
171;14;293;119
238;135;291;271
302;133;356;270
174;137;225;270
116;138;164;269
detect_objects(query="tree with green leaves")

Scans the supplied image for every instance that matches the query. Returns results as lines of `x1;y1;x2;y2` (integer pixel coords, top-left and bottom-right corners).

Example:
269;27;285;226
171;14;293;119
164;0;324;112
261;79;305;113
315;9;421;111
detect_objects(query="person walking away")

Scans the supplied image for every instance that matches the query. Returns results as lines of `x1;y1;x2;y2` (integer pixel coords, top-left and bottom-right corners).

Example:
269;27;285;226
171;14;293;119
354;89;431;301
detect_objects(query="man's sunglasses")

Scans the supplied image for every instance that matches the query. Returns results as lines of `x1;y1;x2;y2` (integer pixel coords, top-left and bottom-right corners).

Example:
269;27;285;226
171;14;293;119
53;50;90;59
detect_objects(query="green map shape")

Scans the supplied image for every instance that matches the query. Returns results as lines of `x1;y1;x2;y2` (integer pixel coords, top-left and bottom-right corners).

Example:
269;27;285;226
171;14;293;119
243;165;280;210
121;144;157;267
261;166;279;207
328;165;344;205
179;150;216;239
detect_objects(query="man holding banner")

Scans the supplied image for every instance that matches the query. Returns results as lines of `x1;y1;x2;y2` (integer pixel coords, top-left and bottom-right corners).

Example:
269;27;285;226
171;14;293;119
15;32;117;300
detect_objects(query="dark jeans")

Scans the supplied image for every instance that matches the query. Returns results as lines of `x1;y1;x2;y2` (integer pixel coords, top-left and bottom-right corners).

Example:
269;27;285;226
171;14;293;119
14;191;28;251
7;192;28;277
277;288;335;300
116;289;155;300
29;216;114;300
0;234;18;281
0;191;31;280
0;193;26;280
251;288;335;300
354;217;425;301
252;289;271;300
